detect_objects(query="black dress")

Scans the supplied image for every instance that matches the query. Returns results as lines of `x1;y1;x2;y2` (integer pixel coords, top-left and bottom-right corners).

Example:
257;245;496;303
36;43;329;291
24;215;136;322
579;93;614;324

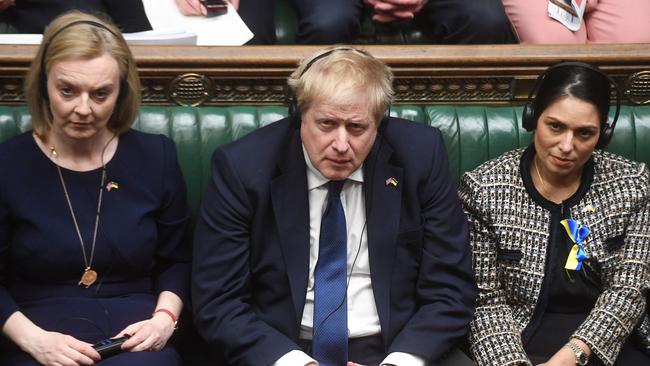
524;186;649;365
0;131;191;365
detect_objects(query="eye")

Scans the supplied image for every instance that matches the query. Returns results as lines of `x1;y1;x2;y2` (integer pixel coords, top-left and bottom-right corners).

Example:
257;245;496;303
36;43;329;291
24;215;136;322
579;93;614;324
348;122;367;134
318;119;336;129
58;86;73;97
578;129;596;139
548;122;562;131
93;89;112;101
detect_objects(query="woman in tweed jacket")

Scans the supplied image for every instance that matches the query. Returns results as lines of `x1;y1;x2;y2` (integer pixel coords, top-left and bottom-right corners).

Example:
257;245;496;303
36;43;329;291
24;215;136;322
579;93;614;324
459;62;650;366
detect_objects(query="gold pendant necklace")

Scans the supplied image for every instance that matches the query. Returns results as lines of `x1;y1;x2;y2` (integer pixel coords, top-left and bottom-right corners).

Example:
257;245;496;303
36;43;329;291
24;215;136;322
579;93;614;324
534;156;549;194
49;135;114;288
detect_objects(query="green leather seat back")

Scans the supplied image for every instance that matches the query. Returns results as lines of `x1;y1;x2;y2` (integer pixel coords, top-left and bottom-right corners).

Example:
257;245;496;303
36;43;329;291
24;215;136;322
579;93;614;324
2;104;649;215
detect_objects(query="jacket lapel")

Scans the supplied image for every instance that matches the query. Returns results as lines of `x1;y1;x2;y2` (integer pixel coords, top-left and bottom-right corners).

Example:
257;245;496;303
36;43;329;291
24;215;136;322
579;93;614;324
364;137;403;338
270;134;311;323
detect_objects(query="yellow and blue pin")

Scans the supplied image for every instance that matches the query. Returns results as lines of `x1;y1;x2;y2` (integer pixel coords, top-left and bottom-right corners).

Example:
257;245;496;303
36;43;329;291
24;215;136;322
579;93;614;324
561;218;590;271
385;177;398;187
105;181;119;191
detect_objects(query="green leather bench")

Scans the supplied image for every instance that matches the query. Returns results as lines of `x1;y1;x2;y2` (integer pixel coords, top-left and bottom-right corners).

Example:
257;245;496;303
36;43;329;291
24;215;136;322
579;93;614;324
2;104;650;217
1;104;650;364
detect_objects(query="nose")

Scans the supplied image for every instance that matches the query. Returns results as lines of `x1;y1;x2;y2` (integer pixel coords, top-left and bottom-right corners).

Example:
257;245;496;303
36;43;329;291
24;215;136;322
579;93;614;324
331;127;350;154
557;131;574;154
74;94;92;117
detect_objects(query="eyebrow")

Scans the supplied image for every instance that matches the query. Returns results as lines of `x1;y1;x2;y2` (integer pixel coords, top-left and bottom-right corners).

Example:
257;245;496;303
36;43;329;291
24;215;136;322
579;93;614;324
53;77;116;90
544;116;599;130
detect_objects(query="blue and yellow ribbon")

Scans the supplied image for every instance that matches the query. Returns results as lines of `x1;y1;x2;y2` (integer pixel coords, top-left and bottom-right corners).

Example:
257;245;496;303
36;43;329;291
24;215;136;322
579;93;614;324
561;219;589;271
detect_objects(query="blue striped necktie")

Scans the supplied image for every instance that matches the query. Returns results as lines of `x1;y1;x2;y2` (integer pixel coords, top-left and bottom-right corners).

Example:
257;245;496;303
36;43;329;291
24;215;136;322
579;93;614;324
312;180;348;366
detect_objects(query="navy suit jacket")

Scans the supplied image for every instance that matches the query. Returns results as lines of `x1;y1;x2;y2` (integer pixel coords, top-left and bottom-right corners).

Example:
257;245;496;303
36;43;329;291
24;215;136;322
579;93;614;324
192;117;477;365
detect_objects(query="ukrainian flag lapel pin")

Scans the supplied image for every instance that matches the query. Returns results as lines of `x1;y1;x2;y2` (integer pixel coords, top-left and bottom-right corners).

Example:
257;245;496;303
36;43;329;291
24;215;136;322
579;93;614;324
561;218;590;271
105;181;119;191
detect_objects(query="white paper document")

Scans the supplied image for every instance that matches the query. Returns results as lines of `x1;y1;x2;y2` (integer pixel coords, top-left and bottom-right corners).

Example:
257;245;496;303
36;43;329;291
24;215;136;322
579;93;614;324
548;0;587;32
140;0;253;45
0;1;252;45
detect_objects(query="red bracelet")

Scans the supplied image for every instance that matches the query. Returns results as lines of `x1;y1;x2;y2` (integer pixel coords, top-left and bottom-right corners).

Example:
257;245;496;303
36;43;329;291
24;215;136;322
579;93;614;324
152;308;178;329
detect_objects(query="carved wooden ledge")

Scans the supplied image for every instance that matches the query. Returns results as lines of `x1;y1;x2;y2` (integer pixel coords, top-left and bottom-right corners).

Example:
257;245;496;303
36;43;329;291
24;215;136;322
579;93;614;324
0;44;649;106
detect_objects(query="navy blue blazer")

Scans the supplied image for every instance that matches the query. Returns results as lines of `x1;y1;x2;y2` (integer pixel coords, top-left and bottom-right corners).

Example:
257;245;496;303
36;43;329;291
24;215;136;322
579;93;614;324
192;117;477;365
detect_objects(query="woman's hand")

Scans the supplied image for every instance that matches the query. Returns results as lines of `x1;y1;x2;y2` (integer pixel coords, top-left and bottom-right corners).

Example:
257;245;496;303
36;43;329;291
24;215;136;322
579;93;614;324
22;330;100;366
536;340;590;366
117;314;175;352
3;311;100;366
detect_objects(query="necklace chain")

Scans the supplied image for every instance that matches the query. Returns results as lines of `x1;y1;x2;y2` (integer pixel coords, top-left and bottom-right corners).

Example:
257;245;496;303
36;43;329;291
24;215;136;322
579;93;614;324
534;156;549;193
49;134;115;287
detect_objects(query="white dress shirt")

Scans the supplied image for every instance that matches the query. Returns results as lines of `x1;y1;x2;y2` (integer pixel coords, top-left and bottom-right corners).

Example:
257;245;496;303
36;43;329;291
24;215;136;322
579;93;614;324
272;146;425;366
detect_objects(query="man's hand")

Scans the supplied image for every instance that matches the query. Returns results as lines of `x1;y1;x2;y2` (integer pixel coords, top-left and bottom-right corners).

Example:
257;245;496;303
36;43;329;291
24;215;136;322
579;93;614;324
0;0;15;12
347;362;366;366
175;0;207;16
116;314;175;352
364;0;429;22
22;330;100;366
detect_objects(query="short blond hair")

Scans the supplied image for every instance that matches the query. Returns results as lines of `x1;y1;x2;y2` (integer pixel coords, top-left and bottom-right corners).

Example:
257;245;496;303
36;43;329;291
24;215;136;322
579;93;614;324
287;46;394;126
25;11;140;139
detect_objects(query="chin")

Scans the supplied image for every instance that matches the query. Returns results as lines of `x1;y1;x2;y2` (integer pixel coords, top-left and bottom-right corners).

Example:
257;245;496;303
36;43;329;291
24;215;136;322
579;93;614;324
321;169;351;181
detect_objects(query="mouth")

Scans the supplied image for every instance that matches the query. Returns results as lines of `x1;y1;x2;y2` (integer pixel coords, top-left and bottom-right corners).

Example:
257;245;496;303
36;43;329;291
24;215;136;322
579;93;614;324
326;158;351;167
551;155;574;167
69;122;93;128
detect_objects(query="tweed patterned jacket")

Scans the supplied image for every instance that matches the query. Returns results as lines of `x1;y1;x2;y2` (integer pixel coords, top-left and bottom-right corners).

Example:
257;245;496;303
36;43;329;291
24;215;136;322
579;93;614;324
458;146;650;366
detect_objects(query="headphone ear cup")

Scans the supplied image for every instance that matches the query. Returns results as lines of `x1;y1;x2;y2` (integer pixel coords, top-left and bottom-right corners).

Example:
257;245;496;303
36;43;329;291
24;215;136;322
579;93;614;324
522;101;536;131
597;123;613;149
289;97;300;130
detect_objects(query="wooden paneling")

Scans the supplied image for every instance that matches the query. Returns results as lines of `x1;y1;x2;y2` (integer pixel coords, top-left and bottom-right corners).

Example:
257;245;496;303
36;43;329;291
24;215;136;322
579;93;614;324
1;44;649;106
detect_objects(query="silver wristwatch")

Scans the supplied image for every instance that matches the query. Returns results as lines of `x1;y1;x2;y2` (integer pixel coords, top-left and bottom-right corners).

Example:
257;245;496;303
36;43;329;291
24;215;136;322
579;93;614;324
566;340;589;366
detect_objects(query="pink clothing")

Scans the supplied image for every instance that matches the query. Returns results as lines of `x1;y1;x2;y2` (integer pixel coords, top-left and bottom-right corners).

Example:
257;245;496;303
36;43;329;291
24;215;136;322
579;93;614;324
502;0;650;43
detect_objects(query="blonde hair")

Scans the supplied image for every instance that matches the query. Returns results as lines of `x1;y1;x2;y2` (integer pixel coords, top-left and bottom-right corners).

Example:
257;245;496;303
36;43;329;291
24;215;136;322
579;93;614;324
25;10;140;139
287;46;394;125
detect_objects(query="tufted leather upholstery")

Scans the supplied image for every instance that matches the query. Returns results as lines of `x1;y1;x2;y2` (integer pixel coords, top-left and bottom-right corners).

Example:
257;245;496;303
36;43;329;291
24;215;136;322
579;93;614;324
2;104;650;213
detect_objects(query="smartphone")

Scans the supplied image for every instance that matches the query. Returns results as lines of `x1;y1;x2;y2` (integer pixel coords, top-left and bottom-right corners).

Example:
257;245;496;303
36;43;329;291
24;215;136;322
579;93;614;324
200;0;228;17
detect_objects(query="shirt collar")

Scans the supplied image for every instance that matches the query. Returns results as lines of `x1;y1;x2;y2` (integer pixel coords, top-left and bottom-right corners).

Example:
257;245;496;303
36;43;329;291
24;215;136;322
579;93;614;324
302;144;364;190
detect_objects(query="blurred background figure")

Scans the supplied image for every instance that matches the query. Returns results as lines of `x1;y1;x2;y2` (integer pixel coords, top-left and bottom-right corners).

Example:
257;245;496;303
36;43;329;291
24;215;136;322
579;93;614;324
0;0;151;33
502;0;650;43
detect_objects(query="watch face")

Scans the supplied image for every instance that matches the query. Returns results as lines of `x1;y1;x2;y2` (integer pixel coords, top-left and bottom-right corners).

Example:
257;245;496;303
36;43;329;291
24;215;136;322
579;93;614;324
577;353;589;365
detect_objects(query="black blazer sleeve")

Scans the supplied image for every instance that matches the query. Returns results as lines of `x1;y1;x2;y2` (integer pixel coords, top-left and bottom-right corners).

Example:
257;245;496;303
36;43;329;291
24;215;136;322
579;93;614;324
102;0;152;32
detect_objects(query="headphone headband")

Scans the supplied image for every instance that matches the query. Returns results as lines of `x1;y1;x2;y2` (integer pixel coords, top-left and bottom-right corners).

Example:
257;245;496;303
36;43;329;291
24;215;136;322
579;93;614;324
522;61;621;149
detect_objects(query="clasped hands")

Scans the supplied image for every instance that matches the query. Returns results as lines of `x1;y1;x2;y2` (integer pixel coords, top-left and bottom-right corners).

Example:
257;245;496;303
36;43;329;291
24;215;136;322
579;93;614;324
364;0;429;23
25;314;175;366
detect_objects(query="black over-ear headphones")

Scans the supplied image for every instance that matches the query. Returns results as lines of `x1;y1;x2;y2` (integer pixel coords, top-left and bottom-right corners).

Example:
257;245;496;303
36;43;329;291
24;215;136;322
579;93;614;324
522;61;621;149
39;20;127;100
288;47;391;130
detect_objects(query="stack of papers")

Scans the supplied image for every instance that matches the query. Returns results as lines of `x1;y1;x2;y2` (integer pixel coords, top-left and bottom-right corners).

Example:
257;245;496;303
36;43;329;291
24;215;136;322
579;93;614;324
0;0;253;46
140;0;253;45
